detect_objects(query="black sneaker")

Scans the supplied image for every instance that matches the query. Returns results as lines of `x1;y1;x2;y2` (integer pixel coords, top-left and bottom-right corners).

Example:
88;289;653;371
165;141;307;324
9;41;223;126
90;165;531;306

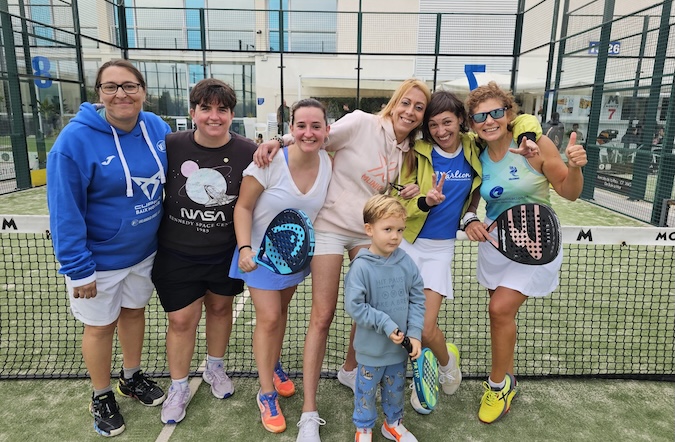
116;370;166;406
89;392;125;437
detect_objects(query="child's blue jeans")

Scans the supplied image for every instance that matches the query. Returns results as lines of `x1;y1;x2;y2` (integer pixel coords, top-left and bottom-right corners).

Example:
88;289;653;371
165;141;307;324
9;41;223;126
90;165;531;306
352;361;407;429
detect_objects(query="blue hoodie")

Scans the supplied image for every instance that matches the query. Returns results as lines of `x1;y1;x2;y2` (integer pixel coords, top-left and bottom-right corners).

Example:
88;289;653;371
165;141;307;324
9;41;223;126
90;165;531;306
47;102;170;283
344;247;426;367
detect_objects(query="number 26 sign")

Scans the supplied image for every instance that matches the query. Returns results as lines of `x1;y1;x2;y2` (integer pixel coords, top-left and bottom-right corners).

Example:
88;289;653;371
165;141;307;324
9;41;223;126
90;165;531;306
588;41;621;56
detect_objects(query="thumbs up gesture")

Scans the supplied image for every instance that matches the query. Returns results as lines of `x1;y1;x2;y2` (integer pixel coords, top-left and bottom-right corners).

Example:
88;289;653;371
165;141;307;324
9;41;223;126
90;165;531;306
564;132;588;168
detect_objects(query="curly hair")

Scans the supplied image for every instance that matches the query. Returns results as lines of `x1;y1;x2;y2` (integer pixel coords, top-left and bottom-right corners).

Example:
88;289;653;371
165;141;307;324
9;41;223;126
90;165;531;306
465;81;520;125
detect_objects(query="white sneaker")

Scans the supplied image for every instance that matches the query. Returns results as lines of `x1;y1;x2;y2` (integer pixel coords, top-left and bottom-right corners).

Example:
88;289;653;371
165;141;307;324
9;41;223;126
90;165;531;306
296;411;326;442
409;383;432;415
355;427;372;442
381;419;418;442
160;383;191;424
439;343;462;395
337;365;356;392
203;362;234;399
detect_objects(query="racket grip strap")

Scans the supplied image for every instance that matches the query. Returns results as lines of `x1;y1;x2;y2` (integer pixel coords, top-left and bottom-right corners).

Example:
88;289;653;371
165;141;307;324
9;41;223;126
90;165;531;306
238;244;252;252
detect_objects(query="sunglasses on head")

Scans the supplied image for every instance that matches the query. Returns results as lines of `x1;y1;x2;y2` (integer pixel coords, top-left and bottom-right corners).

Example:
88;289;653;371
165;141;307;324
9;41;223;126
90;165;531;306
470;107;509;123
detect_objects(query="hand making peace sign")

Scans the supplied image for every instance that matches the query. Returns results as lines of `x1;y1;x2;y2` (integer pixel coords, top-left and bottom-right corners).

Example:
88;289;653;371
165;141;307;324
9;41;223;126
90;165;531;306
425;172;446;207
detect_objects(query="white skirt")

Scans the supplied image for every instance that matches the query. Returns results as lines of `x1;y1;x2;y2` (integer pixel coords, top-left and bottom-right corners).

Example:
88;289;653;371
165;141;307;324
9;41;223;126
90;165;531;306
400;238;455;299
476;223;562;297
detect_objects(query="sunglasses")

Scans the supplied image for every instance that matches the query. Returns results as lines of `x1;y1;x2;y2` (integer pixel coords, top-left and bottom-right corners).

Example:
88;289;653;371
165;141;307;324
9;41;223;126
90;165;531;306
389;182;405;192
470;107;509;123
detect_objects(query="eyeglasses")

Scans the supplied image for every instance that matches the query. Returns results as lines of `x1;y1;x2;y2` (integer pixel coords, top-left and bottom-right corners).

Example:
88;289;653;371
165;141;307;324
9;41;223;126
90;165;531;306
470;107;509;123
389;182;405;192
97;82;142;95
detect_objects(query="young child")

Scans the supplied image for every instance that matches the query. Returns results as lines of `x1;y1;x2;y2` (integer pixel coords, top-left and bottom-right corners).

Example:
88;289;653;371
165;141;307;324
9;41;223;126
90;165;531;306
344;194;425;442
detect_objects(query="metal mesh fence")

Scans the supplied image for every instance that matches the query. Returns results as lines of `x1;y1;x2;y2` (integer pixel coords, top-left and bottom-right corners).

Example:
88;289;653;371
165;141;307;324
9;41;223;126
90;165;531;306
0;217;673;380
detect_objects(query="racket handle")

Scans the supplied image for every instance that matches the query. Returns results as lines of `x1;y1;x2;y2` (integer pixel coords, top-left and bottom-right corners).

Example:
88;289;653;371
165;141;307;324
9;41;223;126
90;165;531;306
401;336;413;353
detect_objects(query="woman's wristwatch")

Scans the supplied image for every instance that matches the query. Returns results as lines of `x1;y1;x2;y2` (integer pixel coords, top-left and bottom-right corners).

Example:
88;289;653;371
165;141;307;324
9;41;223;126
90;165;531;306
461;211;479;231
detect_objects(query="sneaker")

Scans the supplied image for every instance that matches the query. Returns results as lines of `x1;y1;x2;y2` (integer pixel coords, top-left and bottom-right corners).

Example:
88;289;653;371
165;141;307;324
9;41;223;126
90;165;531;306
355;428;373;442
160;382;191;424
409;383;432;415
203;362;235;399
439;342;462;395
273;360;296;398
89;392;125;437
381;419;418;442
478;373;516;424
296;411;326;442
117;370;166;406
257;390;286;433
337;364;356;392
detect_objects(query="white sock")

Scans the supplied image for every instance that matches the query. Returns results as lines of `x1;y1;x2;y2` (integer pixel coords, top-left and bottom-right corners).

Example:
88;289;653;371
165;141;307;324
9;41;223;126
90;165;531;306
171;376;189;389
206;355;224;370
301;411;319;420
488;377;506;390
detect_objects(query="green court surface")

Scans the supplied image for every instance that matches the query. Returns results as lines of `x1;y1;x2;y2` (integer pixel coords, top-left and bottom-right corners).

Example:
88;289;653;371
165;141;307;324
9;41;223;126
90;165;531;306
0;377;673;442
0;189;672;441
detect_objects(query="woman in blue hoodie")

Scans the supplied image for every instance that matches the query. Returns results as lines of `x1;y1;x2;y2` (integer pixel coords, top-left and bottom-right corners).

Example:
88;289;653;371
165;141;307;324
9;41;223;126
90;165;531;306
47;60;169;437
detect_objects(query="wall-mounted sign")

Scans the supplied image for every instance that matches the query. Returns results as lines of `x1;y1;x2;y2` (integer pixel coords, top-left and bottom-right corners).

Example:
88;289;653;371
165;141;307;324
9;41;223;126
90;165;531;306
588;41;621;56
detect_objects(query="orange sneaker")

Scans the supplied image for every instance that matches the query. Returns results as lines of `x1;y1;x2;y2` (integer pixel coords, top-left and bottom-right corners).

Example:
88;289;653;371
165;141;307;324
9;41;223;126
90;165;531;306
257;390;286;433
273;360;295;398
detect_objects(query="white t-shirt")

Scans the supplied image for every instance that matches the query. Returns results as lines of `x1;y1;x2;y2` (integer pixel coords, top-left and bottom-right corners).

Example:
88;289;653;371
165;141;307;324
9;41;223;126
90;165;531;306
243;149;331;249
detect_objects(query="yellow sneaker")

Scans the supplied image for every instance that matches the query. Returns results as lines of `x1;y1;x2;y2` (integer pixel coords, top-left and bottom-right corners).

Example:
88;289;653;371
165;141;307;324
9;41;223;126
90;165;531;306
478;373;516;424
257;390;286;433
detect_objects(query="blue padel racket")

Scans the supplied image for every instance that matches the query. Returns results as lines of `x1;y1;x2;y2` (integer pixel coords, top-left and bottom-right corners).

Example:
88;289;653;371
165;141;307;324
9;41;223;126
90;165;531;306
489;203;561;265
254;208;315;275
402;336;439;412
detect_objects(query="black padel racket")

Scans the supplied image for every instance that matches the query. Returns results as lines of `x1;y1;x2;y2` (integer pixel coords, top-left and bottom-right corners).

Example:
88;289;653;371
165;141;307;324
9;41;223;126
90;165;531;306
255;208;315;274
488;203;561;265
402;336;439;412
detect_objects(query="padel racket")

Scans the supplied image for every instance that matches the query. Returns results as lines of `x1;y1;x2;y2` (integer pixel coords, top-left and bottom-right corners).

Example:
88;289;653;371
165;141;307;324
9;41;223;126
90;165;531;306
254;208;315;275
402;336;439;412
488;203;561;265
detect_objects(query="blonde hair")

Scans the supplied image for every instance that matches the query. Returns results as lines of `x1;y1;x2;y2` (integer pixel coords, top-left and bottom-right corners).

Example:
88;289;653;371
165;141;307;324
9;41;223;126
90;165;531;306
379;78;431;143
380;78;432;173
465;81;519;127
363;194;407;225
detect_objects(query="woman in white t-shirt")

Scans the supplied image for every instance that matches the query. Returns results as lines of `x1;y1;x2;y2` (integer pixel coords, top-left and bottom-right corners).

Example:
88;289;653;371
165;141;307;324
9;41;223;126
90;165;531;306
230;98;332;434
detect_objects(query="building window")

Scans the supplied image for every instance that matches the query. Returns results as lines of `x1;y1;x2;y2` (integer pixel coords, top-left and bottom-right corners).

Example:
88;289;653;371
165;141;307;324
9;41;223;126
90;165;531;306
268;0;336;52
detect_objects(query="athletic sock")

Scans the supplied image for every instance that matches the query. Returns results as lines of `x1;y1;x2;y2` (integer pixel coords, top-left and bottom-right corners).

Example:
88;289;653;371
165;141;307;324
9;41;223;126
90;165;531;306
206;355;224;371
488;377;506;390
171;376;189;389
94;385;113;397
123;365;141;380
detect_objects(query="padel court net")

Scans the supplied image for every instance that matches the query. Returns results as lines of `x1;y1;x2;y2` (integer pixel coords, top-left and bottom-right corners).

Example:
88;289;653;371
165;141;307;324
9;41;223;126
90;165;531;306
1;215;673;381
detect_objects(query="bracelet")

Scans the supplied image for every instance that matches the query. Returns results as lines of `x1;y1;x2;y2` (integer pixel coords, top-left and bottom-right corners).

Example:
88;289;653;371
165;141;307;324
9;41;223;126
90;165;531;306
238;245;252;252
461;212;479;231
272;134;284;146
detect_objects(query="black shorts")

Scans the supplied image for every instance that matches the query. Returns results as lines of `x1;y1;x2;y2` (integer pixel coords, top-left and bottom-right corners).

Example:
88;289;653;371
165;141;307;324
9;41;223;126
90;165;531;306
152;248;244;312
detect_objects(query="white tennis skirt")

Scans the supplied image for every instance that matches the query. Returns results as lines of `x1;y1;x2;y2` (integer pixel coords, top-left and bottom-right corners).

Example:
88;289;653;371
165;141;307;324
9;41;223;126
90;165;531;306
476;227;563;297
400;238;455;299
